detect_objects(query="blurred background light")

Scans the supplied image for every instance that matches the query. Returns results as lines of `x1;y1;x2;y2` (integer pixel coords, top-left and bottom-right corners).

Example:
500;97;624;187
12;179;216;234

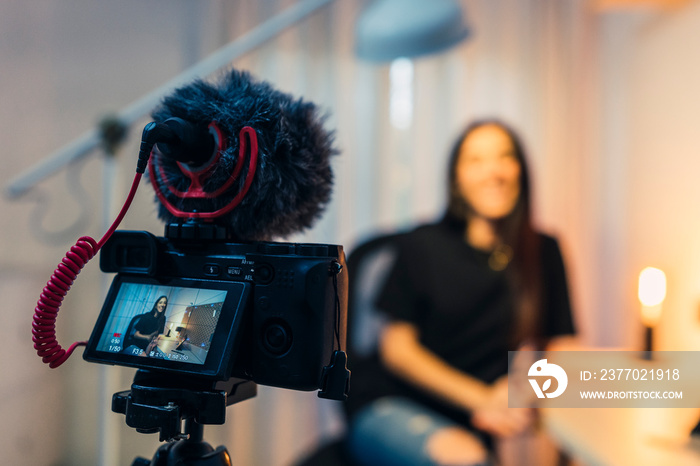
389;58;414;130
639;266;666;328
355;0;470;62
639;266;667;307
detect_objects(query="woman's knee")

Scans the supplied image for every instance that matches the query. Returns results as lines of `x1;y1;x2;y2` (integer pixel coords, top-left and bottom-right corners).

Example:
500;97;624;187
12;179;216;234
346;398;490;466
424;427;489;466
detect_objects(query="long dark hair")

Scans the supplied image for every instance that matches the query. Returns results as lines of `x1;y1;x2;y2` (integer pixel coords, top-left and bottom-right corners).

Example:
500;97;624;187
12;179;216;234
150;295;168;317
443;120;542;347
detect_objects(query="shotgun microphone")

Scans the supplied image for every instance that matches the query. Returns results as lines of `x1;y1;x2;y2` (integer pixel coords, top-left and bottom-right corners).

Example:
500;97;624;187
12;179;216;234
148;68;337;241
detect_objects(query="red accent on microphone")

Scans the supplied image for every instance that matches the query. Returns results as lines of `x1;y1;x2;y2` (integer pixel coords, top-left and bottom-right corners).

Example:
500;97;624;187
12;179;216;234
149;126;259;220
161;122;230;199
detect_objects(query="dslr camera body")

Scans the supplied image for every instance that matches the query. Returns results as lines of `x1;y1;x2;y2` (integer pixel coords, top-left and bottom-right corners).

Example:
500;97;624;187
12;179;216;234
83;222;348;400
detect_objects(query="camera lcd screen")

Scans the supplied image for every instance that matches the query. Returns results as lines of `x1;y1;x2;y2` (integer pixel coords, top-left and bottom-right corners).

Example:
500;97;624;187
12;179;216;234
85;275;250;378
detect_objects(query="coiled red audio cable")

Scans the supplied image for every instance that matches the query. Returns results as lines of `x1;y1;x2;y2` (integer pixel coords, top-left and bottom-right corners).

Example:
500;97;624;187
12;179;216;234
32;173;143;368
31;120;257;368
31;120;176;368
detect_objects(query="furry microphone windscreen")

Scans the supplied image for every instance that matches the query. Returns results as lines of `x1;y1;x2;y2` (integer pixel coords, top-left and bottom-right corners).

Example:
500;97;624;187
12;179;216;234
149;68;337;241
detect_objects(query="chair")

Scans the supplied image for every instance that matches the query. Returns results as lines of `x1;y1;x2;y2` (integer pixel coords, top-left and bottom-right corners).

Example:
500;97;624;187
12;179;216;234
293;231;405;466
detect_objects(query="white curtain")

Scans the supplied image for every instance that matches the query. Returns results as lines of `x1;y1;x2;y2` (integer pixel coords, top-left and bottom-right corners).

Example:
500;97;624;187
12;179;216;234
0;1;605;465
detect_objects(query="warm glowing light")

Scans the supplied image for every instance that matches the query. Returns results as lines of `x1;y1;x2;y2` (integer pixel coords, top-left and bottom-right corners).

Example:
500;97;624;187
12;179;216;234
638;267;667;306
638;267;666;327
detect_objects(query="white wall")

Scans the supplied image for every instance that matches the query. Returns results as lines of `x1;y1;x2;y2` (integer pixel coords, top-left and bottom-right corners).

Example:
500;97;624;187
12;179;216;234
623;2;700;350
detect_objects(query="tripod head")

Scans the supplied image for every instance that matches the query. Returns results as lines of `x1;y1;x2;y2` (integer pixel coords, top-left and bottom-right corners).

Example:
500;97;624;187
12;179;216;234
113;370;257;465
113;370;256;442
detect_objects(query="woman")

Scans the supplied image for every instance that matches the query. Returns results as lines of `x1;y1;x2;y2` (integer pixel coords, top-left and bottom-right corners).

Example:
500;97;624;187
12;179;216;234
123;295;168;355
347;121;576;465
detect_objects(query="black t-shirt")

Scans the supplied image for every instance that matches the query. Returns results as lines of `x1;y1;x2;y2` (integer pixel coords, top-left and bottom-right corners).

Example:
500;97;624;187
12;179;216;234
350;221;575;426
130;312;166;350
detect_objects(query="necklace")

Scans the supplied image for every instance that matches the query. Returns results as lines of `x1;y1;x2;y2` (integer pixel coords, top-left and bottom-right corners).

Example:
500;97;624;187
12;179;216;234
488;244;513;271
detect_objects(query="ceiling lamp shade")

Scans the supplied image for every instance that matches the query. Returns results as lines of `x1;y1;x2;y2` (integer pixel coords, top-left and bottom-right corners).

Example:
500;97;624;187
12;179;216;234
355;0;470;62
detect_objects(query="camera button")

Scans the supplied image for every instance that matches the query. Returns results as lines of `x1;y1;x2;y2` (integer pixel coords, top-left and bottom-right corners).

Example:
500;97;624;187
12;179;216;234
258;296;271;310
203;264;220;276
253;264;274;284
262;320;292;356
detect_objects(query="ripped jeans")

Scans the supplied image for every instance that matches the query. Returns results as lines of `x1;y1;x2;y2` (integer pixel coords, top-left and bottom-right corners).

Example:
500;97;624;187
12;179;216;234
346;397;492;466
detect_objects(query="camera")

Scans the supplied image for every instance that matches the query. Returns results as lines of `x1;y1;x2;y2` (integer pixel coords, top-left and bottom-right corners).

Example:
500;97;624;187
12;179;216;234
83;222;348;399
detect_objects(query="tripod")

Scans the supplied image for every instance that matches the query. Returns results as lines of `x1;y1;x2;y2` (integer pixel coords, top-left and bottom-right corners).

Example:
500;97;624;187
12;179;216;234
112;370;257;466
